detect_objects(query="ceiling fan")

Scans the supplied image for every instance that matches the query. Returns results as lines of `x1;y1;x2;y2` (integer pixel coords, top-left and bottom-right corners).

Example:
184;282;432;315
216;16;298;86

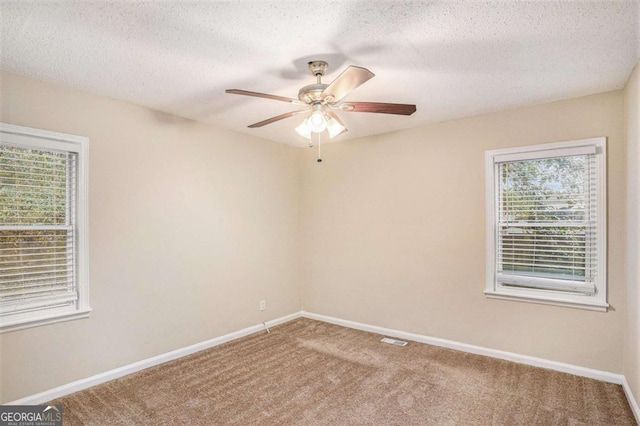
226;61;416;154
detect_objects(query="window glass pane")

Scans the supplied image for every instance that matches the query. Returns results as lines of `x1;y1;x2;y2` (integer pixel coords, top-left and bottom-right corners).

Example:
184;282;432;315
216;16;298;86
497;154;594;283
499;156;589;223
0;143;77;318
0;229;74;303
499;225;586;280
0;145;69;225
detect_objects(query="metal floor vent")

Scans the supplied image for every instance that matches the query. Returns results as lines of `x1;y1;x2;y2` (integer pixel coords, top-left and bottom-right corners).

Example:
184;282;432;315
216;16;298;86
381;337;408;347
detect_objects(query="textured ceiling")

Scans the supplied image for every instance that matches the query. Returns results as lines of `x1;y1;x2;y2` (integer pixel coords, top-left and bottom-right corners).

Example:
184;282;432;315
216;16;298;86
1;1;638;147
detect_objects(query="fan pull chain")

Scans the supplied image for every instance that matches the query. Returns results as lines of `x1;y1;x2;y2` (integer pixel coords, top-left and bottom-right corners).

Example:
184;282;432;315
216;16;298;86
308;132;322;162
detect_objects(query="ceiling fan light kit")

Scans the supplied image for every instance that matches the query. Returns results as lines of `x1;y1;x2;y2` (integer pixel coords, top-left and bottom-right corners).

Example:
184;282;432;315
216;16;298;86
226;60;416;161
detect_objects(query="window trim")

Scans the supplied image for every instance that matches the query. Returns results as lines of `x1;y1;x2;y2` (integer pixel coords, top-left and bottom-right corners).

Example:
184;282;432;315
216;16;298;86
485;137;607;311
0;123;90;333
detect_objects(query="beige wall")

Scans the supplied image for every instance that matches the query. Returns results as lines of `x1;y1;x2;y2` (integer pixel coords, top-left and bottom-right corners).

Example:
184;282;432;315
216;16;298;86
0;72;302;403
301;90;627;373
0;69;635;405
624;62;640;409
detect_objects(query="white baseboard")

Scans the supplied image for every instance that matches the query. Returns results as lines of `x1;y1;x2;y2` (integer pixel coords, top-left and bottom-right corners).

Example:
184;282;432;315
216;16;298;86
621;376;640;424
302;311;640;422
302;311;622;383
9;311;303;405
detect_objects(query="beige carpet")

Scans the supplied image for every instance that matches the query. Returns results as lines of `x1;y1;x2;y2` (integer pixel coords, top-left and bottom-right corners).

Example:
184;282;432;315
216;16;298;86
51;318;636;425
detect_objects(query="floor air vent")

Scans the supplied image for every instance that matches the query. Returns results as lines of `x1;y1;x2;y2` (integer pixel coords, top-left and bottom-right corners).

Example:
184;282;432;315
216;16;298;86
381;337;408;347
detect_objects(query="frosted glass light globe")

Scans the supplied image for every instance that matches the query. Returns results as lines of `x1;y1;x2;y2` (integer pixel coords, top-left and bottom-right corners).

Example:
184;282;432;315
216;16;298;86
307;111;327;132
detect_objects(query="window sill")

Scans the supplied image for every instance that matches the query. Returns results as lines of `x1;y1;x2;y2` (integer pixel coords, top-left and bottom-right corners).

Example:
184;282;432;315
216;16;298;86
485;290;608;312
0;308;92;334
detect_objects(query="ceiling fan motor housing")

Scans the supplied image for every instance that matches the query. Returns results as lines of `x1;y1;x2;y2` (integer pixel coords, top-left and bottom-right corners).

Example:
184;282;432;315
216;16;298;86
298;84;329;103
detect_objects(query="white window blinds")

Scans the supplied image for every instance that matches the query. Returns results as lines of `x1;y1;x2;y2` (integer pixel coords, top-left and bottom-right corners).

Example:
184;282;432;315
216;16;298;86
0;144;79;316
494;148;598;294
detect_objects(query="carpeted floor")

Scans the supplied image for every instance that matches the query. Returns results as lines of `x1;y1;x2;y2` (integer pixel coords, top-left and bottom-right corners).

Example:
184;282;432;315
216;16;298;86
50;318;637;425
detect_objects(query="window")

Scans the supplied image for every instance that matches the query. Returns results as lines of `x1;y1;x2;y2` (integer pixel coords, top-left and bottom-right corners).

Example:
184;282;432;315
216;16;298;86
485;138;607;311
0;123;89;332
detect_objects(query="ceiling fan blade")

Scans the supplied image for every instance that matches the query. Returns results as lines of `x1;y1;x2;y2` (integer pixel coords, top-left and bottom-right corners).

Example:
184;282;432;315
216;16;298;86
247;110;309;128
226;89;304;105
340;102;416;115
322;66;375;103
326;111;348;137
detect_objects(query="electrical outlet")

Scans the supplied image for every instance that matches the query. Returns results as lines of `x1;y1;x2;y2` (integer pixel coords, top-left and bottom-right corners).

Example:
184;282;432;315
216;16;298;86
259;300;266;311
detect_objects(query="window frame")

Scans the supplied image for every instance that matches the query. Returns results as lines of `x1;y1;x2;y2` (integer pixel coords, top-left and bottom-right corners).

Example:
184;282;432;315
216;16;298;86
485;137;607;311
0;123;90;333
